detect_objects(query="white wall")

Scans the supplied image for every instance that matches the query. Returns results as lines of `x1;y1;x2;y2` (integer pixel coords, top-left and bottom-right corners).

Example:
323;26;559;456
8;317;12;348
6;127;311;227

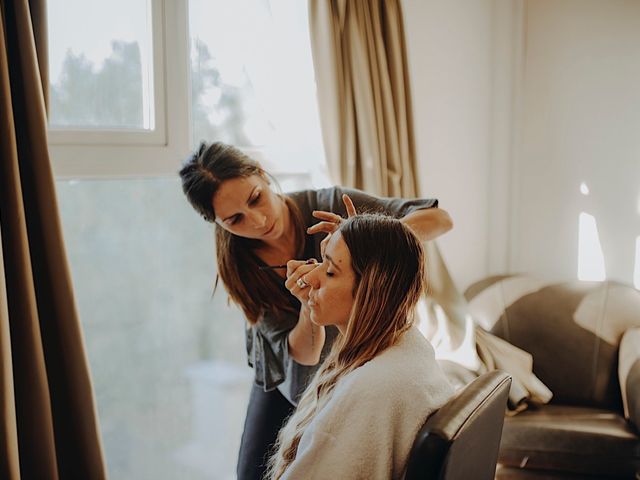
404;0;640;289
512;0;640;285
403;0;496;290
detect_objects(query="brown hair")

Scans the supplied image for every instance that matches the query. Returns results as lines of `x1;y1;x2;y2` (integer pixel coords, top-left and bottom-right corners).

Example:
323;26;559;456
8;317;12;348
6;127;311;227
179;141;305;324
268;214;426;478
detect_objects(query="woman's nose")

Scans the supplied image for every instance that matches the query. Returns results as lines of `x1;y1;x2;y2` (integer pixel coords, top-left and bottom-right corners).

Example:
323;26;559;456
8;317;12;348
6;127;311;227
249;210;267;228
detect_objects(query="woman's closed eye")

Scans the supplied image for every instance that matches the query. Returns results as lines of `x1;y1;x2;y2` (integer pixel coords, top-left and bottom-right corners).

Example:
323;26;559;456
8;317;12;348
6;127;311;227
226;215;239;225
249;191;262;205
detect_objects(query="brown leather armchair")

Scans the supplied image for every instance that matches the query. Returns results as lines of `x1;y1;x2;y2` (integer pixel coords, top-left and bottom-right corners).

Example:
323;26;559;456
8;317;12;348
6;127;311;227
405;370;512;480
465;275;640;478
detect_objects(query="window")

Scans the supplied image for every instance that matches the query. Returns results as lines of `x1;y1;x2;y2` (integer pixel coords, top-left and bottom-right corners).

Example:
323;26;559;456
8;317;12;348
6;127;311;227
48;0;188;177
48;0;155;131
47;0;168;150
47;0;330;184
49;1;327;478
188;0;329;188
57;177;250;479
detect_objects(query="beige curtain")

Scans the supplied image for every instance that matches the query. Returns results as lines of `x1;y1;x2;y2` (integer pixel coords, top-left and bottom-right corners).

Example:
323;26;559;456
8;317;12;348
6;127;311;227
308;0;552;411
309;0;418;197
307;0;474;382
0;0;106;478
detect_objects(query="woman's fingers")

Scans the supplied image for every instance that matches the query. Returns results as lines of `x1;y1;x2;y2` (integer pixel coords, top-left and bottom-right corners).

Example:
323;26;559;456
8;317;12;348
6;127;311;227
343;194;357;217
285;260;318;291
307;221;339;235
286;259;307;279
312;210;342;222
308;196;357;259
320;233;331;258
309;195;357;235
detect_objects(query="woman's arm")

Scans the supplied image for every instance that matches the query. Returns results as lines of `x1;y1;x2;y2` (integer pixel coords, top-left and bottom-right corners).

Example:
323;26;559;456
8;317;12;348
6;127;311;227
400;207;453;241
287;306;325;366
284;260;325;365
308;194;453;249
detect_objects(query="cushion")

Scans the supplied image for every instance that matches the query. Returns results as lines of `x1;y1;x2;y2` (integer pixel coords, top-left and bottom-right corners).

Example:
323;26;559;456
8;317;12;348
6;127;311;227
619;327;640;429
499;405;640;478
466;276;640;409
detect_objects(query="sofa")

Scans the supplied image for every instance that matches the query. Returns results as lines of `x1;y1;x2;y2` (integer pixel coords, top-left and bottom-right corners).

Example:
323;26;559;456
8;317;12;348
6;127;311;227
464;275;640;478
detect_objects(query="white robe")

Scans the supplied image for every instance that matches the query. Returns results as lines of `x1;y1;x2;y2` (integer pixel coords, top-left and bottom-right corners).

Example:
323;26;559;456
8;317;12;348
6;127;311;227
282;326;454;480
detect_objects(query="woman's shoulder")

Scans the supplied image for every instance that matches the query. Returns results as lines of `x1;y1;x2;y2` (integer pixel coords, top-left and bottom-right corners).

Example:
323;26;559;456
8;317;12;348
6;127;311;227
367;327;436;369
313;329;454;429
340;327;451;396
286;187;346;209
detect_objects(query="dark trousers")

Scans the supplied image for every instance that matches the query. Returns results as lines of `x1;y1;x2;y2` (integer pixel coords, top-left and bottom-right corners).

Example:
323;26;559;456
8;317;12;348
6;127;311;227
237;383;295;480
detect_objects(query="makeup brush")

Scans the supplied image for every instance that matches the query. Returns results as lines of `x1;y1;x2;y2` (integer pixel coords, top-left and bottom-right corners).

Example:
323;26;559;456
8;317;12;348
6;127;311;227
259;259;317;270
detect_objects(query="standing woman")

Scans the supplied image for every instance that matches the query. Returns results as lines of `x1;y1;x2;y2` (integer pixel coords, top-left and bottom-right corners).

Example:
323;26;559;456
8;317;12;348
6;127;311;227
179;141;453;480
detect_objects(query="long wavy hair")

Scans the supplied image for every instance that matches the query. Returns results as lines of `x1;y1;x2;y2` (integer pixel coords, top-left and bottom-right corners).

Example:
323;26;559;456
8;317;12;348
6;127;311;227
267;214;426;479
179;141;305;324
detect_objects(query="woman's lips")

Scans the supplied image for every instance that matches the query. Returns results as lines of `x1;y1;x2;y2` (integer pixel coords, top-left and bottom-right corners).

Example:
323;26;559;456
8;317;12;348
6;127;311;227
263;222;275;236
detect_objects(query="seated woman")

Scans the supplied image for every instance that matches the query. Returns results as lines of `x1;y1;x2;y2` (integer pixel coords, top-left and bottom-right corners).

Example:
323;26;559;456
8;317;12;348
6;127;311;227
268;214;455;480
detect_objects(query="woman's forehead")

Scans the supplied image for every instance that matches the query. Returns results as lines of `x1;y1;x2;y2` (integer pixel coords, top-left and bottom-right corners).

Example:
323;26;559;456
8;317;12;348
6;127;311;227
212;175;262;215
325;233;351;268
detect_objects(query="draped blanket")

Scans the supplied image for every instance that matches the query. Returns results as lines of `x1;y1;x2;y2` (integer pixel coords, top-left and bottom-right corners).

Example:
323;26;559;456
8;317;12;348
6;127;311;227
417;242;553;412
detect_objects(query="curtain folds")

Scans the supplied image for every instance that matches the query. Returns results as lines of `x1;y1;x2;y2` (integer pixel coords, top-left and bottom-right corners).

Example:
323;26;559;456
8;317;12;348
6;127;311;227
0;0;106;478
309;0;418;197
307;0;552;413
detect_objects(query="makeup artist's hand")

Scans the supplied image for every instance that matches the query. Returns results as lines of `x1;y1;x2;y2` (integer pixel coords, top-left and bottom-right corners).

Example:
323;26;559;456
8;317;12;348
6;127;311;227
285;259;319;305
307;194;357;257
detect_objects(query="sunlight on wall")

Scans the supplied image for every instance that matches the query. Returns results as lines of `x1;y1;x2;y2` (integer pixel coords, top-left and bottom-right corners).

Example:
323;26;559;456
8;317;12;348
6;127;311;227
578;212;606;281
580;182;590;195
634;236;640;290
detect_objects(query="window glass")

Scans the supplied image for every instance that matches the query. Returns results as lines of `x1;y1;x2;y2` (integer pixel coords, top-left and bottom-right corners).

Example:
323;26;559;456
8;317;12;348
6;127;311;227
189;0;330;186
58;178;250;479
47;0;155;129
51;1;331;477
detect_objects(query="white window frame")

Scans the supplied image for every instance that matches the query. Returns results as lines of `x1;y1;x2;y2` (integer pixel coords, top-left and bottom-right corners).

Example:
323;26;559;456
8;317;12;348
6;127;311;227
49;0;192;179
48;0;166;146
49;0;324;183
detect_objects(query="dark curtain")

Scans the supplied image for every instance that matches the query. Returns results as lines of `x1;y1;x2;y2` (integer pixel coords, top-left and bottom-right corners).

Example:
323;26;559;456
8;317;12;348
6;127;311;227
0;0;106;478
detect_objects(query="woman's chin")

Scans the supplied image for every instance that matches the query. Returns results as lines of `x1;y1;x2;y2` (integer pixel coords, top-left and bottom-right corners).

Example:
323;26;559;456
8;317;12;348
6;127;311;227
311;316;342;331
309;311;327;327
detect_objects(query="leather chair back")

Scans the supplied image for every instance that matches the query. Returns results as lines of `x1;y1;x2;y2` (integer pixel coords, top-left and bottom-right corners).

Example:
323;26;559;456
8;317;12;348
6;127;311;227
405;370;511;480
465;276;640;409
